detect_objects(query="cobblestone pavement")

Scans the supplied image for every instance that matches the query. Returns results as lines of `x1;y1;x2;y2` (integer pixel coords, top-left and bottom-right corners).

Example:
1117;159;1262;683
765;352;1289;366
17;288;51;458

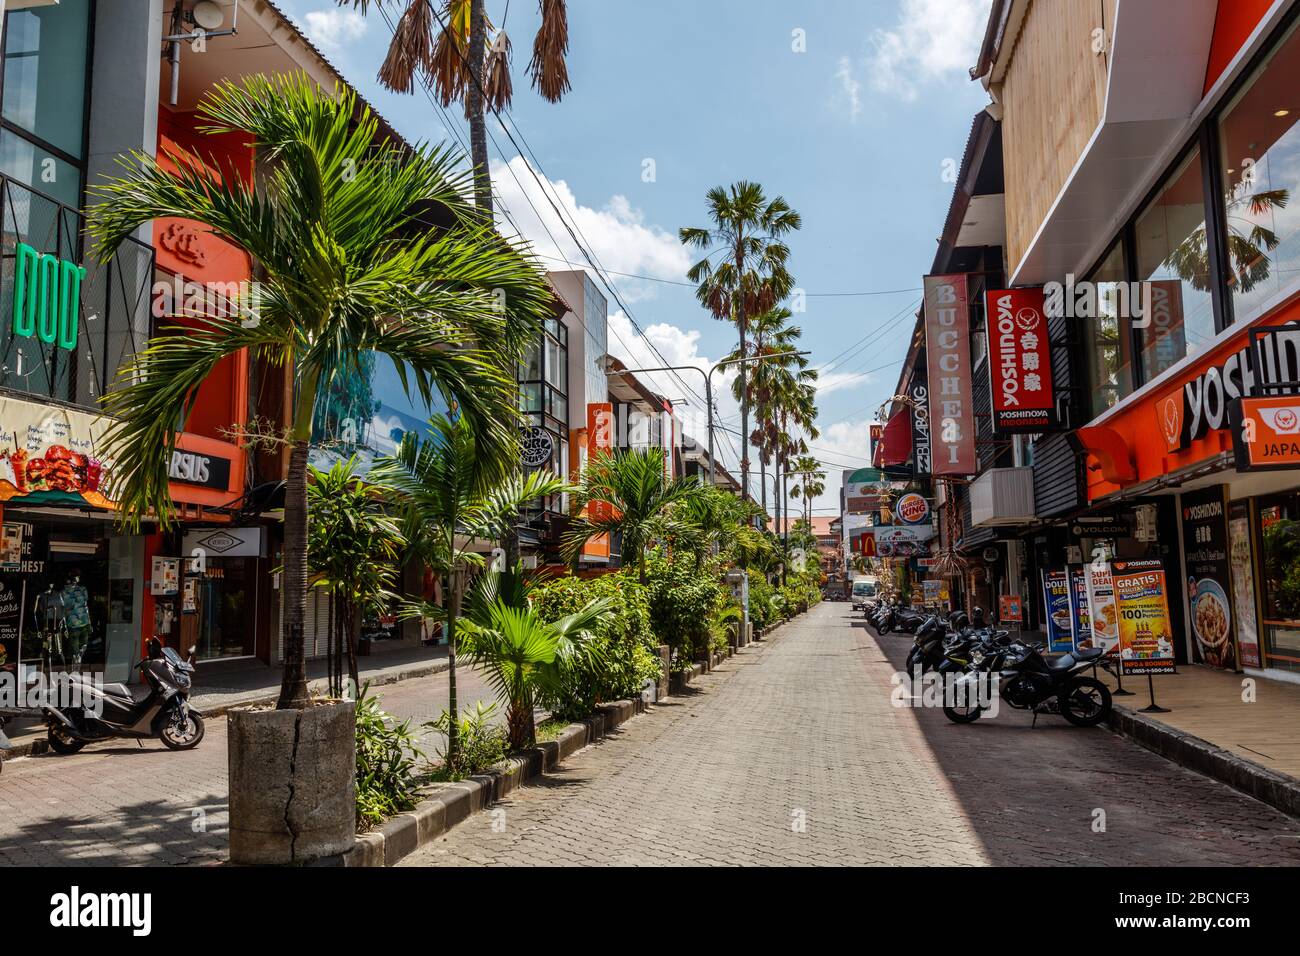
404;602;1300;866
0;665;496;866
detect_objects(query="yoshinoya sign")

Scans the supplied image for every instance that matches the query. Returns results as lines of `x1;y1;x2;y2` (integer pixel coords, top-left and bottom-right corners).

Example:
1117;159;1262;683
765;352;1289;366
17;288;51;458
168;448;232;490
1156;322;1300;452
984;288;1057;432
923;275;976;475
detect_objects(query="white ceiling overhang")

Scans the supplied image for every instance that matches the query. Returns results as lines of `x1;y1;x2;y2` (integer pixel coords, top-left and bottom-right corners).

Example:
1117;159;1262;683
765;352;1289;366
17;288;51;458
1009;0;1220;285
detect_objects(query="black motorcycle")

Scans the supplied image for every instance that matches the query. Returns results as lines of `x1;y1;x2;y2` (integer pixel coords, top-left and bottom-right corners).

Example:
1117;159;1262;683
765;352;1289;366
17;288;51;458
43;639;205;754
942;641;1111;727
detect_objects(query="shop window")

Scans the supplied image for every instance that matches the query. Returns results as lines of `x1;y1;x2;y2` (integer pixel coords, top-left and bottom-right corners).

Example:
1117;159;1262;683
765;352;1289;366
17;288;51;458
1217;17;1300;327
1082;242;1134;418
1133;148;1216;382
1;0;91;162
1257;496;1300;674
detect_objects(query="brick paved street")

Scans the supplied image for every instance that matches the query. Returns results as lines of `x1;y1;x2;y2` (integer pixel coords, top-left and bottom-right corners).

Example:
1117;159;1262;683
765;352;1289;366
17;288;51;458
404;601;1300;866
0;665;497;866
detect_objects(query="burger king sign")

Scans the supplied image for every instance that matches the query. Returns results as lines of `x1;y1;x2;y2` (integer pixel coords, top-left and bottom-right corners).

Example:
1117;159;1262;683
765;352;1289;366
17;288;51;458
895;492;931;526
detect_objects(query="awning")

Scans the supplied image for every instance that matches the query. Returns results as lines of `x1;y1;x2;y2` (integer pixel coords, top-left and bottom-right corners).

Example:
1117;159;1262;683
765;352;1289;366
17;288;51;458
877;411;912;467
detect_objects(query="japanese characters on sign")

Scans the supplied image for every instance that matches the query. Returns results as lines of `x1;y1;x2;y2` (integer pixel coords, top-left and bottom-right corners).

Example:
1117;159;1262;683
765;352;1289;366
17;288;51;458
984;288;1057;431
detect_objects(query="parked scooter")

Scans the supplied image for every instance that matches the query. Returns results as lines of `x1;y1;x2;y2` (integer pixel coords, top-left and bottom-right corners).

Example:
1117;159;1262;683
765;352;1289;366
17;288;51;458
942;639;1111;727
42;639;205;754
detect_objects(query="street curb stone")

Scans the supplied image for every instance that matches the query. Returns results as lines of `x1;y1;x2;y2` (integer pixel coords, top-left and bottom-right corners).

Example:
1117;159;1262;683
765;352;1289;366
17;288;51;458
1107;704;1300;820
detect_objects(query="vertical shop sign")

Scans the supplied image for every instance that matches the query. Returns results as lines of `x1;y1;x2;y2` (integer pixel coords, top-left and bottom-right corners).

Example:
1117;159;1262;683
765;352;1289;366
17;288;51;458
984;288;1057;431
1041;569;1073;653
1084;562;1120;653
1180;484;1238;671
1067;565;1093;648
1112;559;1177;676
910;359;931;479
1227;500;1262;669
923;274;976;475
586;403;614;521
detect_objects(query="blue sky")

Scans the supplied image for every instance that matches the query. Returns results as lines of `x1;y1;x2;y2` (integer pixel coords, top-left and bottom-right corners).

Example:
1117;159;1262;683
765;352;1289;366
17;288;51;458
276;0;993;514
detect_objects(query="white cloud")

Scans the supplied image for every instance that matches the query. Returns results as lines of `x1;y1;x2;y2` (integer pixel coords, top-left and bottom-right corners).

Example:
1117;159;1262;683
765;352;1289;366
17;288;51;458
815;363;874;397
834;56;863;121
858;0;990;102
302;8;368;53
491;156;691;302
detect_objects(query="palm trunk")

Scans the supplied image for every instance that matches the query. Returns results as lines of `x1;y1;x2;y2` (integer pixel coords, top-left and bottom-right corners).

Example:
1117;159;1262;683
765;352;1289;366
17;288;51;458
446;568;462;765
346;597;359;699
277;437;311;709
467;0;491;217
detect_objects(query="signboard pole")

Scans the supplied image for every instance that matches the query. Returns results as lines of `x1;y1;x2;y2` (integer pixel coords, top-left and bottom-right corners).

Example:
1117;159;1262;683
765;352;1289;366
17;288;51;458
1141;675;1170;713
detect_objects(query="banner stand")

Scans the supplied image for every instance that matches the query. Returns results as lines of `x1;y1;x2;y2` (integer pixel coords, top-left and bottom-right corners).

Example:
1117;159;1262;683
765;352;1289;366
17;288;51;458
1139;675;1170;713
1112;658;1134;696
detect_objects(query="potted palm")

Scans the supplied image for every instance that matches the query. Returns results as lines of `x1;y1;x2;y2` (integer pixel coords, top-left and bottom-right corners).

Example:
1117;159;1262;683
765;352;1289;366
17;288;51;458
88;75;549;864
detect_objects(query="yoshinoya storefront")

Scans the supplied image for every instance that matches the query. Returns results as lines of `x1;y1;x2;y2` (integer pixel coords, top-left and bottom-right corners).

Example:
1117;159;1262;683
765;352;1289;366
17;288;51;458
1075;315;1300;683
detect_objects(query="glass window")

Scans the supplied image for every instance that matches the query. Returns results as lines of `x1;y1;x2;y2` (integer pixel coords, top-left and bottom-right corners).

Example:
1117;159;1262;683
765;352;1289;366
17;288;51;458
1257;494;1300;674
1217;18;1300;326
520;340;541;382
0;128;81;208
1134;148;1216;381
1083;242;1135;418
2;0;92;160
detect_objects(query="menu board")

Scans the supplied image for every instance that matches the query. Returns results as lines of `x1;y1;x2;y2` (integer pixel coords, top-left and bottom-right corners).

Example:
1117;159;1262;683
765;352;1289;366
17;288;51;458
1228;500;1262;669
0;575;22;670
1112;560;1177;675
1180;485;1237;670
1041;569;1074;652
1084;562;1120;653
1068;565;1094;649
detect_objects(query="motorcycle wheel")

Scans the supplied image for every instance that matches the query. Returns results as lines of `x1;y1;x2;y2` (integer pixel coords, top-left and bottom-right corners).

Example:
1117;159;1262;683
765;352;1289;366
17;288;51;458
47;725;86;755
161;710;205;751
1059;677;1112;727
943;701;984;723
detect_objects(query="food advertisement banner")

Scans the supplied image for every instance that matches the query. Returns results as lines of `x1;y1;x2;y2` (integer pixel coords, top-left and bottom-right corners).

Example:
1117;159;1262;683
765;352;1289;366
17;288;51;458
999;593;1023;623
923;274;976;475
1228;500;1262;669
0;398;112;508
1067;565;1093;649
1041;569;1073;653
1180;484;1237;671
984;287;1057;431
1112;560;1177;676
1084;562;1120;653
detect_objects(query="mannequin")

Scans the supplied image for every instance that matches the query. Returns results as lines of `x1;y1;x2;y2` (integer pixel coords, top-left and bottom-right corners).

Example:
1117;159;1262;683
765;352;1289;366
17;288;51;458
34;582;67;669
61;571;90;668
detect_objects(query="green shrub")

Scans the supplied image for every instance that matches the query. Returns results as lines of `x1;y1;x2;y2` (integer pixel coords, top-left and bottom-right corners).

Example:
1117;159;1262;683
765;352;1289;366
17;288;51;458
530;570;661;720
355;689;425;828
748;575;777;630
644;552;725;661
426;700;509;780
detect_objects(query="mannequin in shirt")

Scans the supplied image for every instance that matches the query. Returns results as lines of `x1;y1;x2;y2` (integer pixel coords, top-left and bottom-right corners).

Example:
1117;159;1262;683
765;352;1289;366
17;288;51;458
34;583;66;668
61;571;90;668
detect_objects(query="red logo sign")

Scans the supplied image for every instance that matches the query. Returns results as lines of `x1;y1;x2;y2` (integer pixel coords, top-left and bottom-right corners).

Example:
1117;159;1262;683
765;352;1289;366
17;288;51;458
924;274;977;475
895;492;929;525
1232;395;1300;470
984;288;1056;432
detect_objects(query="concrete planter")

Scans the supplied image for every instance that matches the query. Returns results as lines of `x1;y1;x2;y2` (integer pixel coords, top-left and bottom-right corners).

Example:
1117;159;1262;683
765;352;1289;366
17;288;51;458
228;699;356;865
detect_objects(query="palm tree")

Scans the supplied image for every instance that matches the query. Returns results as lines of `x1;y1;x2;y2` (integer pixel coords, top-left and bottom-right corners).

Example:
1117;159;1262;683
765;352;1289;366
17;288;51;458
563;447;705;583
789;455;826;526
306;458;405;698
87;75;551;709
672;481;767;570
457;562;612;749
680;183;801;502
339;0;574;216
373;414;567;762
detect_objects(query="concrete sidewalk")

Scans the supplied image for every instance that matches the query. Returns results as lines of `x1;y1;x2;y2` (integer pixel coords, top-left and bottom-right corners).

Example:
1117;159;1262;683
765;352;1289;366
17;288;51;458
1;643;449;758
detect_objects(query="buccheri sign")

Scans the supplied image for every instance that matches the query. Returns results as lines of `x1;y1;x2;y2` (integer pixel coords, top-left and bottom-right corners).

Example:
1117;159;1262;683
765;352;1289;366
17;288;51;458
984;288;1056;431
923;274;976;475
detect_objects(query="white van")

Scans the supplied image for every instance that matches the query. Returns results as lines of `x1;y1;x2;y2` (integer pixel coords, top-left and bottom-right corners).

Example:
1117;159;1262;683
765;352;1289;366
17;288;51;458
850;578;877;610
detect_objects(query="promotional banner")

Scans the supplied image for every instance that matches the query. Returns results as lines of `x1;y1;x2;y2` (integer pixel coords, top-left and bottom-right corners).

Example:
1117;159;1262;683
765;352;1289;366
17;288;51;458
1041;569;1073;653
1228;500;1263;669
1112;559;1177;676
984;287;1057;431
1084;562;1120;653
1180;484;1238;670
0;397;112;508
923;274;976;475
1067;565;1093;649
861;524;935;558
999;593;1023;624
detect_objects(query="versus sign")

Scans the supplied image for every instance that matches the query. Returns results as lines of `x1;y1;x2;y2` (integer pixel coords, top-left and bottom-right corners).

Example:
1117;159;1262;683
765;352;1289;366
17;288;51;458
168;449;231;490
923;275;976;475
12;242;85;352
984;288;1057;431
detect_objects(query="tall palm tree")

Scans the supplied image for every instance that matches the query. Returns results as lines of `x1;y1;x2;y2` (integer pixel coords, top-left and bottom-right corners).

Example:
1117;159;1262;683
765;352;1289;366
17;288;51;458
680;183;801;502
87;75;550;709
563;447;705;583
789;455;826;526
339;0;574;216
373;414;567;762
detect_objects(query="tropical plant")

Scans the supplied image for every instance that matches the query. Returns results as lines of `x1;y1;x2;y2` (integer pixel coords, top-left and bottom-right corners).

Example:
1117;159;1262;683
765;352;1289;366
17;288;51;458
87;75;550;710
529;570;660;719
563;447;707;583
375;414;568;763
789;455;826;526
457;562;615;749
307;458;405;698
673;482;769;570
355;688;425;828
642;550;726;663
426;699;508;779
680;183;801;499
339;0;574;215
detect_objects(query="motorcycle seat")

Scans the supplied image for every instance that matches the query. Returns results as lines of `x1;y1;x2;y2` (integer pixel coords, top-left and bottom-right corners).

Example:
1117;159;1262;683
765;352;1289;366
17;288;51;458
1045;653;1076;671
1075;647;1105;662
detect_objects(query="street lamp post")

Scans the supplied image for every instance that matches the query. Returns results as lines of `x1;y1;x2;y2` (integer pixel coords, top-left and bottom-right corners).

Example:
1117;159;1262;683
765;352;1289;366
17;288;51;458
608;350;810;496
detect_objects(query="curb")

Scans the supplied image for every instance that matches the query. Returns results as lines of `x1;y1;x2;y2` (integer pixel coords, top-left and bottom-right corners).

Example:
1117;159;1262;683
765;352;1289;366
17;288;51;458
1107;704;1300;820
0;658;452;762
317;697;647;867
